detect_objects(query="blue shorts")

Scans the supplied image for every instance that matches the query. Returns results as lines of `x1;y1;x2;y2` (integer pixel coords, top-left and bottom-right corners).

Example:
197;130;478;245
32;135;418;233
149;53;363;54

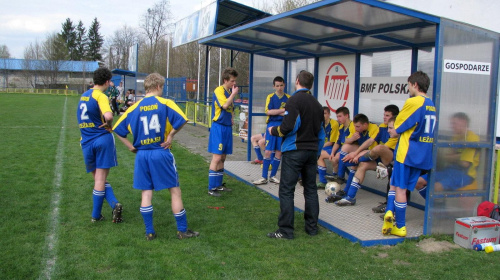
322;146;333;154
390;161;423;192
133;149;179;191
435;166;473;190
81;133;117;173
208;122;233;155
265;129;282;152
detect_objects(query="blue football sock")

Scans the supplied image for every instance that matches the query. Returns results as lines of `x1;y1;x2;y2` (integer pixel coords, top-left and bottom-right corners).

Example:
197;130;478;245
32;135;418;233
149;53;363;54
92;189;105;219
270;157;280;177
254;146;263;161
208;170;217;191
343;169;356;193
318;165;327;184
140;205;155;235
386;190;396;213
418;186;427;199
394;200;407;228
347;177;361;199
174;208;188;232
262;158;271;179
337;151;347;179
104;182;118;209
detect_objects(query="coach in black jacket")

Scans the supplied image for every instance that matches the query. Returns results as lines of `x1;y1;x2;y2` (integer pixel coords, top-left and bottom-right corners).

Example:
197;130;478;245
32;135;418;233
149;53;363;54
267;70;325;239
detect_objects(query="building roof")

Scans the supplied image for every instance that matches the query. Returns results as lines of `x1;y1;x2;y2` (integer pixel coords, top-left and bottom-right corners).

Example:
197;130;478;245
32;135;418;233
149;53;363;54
200;0;443;60
0;58;100;72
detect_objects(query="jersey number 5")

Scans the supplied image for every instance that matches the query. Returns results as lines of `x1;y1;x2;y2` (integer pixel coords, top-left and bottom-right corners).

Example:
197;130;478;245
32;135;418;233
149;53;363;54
140;114;161;135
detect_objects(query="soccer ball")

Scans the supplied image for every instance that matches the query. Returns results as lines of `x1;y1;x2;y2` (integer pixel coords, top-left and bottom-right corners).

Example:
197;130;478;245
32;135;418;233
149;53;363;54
325;181;341;196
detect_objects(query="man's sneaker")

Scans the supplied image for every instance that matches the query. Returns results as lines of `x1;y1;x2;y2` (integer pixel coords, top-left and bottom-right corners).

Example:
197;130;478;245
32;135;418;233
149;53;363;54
335;190;346;197
216;183;232;192
146;233;157;241
325;174;337;181
382;210;395;235
317;182;326;189
177;229;200;239
335;197;356;206
390;226;407;237
377;162;390;179
269;176;280;184
91;215;105;223
325;194;343;203
267;230;293;239
332;176;346;185
208;189;221;197
112;203;123;223
372;202;387;213
253;177;268;185
251;159;263;164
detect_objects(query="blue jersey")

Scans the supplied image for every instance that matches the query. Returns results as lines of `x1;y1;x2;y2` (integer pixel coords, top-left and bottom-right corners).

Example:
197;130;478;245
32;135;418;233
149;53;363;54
335;121;354;146
77;88;113;146
347;123;379;148
394;95;436;170
325;119;339;143
375;123;390;145
211;85;233;126
265;92;289;125
113;96;187;150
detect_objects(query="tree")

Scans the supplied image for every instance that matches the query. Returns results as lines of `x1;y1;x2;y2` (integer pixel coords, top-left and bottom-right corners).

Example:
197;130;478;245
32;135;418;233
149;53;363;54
74;20;87;61
60;18;77;60
140;0;173;73
39;33;68;87
22;41;42;88
0;45;10;58
104;25;140;69
273;0;317;13
87;18;104;61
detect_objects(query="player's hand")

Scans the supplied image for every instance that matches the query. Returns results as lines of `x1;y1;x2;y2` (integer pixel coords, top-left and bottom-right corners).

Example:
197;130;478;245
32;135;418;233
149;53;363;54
99;122;113;132
161;135;174;149
231;85;239;96
343;152;355;162
351;132;361;141
329;153;335;161
268;126;274;135
129;147;137;153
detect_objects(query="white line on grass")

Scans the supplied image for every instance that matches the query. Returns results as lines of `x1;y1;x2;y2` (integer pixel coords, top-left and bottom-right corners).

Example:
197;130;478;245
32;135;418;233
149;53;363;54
39;97;67;280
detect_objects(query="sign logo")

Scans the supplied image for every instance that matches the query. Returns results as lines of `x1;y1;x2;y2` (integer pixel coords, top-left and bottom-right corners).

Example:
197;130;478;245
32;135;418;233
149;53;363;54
324;62;349;112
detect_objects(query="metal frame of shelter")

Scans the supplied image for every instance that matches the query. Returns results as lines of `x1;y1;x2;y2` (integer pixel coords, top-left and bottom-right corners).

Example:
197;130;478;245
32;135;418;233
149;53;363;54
199;0;500;235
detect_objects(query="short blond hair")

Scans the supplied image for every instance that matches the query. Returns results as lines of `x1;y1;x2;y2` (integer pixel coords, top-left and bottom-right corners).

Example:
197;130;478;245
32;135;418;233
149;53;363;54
144;73;165;93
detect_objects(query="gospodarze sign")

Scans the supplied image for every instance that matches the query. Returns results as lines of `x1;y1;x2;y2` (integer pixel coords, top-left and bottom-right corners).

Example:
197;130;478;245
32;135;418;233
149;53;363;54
444;59;491;75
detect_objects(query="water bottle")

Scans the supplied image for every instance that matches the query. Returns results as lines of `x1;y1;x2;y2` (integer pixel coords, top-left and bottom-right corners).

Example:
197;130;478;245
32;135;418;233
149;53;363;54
473;242;494;251
485;244;500;253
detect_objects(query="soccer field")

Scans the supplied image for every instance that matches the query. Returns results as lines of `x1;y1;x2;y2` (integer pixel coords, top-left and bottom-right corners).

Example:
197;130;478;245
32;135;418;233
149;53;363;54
0;93;497;279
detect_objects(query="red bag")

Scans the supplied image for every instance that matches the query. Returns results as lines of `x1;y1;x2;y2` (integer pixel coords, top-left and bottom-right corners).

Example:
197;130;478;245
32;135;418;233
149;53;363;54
477;201;496;217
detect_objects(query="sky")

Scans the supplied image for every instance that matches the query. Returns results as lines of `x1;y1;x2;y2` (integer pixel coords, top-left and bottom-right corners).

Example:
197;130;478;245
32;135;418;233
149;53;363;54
1;0;499;59
0;0;254;59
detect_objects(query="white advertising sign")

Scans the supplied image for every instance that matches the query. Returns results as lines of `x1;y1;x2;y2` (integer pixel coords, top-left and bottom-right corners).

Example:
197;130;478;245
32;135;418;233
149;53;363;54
318;55;356;113
444;59;491;75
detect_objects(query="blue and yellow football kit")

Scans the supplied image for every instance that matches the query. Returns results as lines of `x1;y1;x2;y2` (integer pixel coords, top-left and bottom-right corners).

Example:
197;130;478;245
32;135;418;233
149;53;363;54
113;96;188;191
208;85;234;155
264;92;289;151
77;88;117;172
322;119;339;154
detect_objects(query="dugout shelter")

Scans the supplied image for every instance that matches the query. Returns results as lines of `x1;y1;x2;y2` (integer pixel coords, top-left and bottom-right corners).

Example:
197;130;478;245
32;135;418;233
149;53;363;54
199;0;500;243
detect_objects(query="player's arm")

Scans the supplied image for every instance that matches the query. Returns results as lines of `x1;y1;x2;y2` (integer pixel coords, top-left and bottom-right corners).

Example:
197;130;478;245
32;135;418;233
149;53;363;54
395;99;422;134
96;93;114;130
162;122;186;149
329;143;340;161
344;123;358;144
270;98;298;137
221;85;239;110
115;134;137;153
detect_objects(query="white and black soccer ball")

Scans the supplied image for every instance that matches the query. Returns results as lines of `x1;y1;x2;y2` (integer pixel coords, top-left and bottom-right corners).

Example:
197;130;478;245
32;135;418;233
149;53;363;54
325;181;341;196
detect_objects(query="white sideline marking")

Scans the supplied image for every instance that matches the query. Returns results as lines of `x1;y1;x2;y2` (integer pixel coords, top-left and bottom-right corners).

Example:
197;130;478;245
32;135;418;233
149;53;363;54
39;98;67;280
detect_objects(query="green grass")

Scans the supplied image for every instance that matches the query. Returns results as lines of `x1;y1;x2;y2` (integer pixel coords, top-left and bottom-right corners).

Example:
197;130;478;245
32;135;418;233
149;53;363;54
0;93;498;279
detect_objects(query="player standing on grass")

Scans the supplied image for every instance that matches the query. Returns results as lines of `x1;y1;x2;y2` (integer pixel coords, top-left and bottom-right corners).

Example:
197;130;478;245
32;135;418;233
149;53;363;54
253;76;289;185
113;73;199;241
382;71;436;237
76;67;123;223
207;67;239;197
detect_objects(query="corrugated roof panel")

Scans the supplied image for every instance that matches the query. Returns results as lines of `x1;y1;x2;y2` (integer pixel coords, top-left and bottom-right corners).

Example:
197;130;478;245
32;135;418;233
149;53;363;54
0;58;99;72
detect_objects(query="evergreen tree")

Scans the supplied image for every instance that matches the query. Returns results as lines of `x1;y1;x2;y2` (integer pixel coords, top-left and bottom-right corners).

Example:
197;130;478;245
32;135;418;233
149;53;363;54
87;18;104;61
75;20;87;61
60;18;76;60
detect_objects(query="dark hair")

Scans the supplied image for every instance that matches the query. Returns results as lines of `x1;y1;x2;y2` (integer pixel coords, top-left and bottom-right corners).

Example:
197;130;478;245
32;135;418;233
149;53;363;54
222;67;238;83
353;113;369;124
273;76;285;85
323;106;330;113
408;71;430;94
93;67;112;86
452;112;470;126
336;106;350;116
296;70;314;90
384;104;400;116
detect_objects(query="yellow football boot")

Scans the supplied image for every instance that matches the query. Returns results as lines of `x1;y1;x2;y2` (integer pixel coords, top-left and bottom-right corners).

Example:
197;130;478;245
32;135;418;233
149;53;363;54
390;225;407;237
382;210;394;235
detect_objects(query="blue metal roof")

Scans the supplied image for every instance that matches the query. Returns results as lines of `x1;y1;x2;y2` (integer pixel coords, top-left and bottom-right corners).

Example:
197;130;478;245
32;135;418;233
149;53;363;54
200;0;441;60
0;58;99;72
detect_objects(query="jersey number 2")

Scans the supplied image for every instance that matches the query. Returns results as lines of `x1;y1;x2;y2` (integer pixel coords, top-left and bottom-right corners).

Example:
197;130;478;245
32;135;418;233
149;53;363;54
140;114;161;135
79;103;89;120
